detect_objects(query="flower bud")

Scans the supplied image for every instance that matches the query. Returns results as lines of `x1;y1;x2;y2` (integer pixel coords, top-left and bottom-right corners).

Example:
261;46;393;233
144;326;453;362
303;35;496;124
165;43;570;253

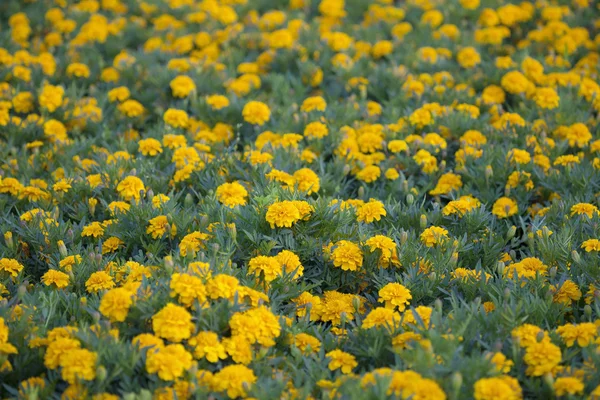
402;180;409;193
400;230;408;245
572;250;581;264
58;240;68;258
434;298;443;313
4;232;13;249
506;225;517;241
342;164;351;176
503;288;511;299
18;284;27;299
358;186;365;199
88;198;97;215
406;193;414;205
549;266;557;279
96;366;107;382
485;165;493;179
497;261;505;275
584;305;592;318
420;214;427;229
184;193;194;208
146;188;154;199
451;372;463;393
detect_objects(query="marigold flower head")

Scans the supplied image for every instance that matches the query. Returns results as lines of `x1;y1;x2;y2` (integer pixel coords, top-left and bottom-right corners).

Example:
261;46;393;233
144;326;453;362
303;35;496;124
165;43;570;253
152;303;194;342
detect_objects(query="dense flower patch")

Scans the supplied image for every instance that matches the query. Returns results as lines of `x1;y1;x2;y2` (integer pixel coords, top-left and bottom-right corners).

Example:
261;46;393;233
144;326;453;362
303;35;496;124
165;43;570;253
1;0;600;398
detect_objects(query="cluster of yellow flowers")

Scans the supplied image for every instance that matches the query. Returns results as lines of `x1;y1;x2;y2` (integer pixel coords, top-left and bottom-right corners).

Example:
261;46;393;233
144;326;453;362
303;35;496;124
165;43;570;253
1;0;600;398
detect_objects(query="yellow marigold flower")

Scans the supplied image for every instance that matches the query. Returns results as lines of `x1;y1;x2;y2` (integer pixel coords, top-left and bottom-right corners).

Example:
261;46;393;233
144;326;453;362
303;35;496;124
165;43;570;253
356;199;386;223
212;364;257;399
85;271;115;293
118;99;145;117
107;86;130;102
293;333;321;354
523;340;561;376
102;237;124;254
81;222;105;238
42;269;69;289
170;273;207;308
552;280;582;305
44;337;80;369
556;322;597;347
402;305;433;328
59;349;97;384
265;200;301;228
275;250;304;279
99;288;134;322
533;87;559;109
553;377;584;397
507;148;531;164
582;239;600;252
66;63;90;78
145;214;170;238
429;172;462;195
229;306;281;347
473;376;522;400
248;255;282;282
0;258;24;277
152;303;194;343
179;231;209;257
242;101;271;125
356;165;381;183
331;240;363;271
457;47;481;68
206;274;240;301
326;349;357;374
163;108;189;128
188;331;227;362
420;226;449;247
116;176;145;202
206;94;230;110
492;197;518;218
300;96;327;112
292;168;320;194
570;203;598;218
145;344;193;381
303;121;329;139
488;352;514;373
222;335;253;365
132;333;164;350
378;283;412;311
362;307;401;330
388;139;408;153
138;138;163;156
170;75;196;98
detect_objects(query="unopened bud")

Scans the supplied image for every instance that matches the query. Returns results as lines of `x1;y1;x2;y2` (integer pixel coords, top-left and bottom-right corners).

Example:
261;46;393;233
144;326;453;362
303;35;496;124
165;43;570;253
497;261;505;275
406;193;414;205
506;225;517;241
58;240;68;257
402;180;409;193
420;214;427;229
96;366;107;382
342;164;351;175
584;304;592;318
18;284;27;299
92;311;101;323
212;243;220;254
542;372;554;388
358;186;365;198
352;296;361;311
184;193;194;208
4;232;13;249
450;252;458;266
503;287;511;299
88;198;97;215
485;165;493;179
549;266;557;279
434;298;443;313
400;230;408;245
536;331;545;343
146;188;154;199
572;250;581;264
451;372;463;392
428;271;437;280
